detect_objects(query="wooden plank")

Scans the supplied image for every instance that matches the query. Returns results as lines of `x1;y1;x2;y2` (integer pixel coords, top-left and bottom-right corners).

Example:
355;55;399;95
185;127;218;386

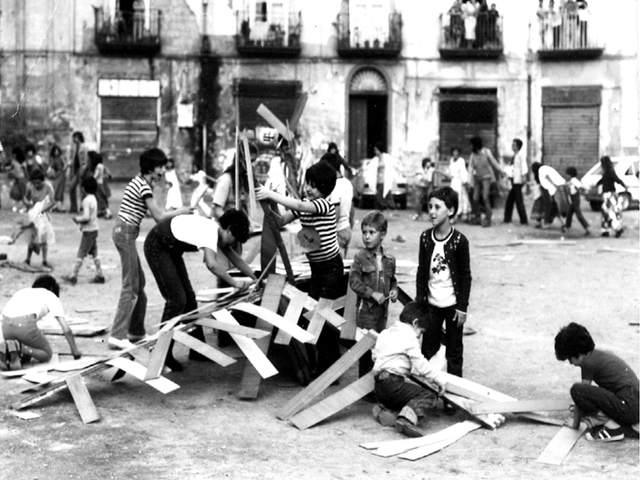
318;306;346;329
283;284;317;312
257;103;294;142
276;332;377;420
143;331;174;381
306;298;332;345
289;372;375;430
65;375;100;424
339;285;358;340
399;422;481;460
274;288;308;345
195;318;270;339
289;92;308;131
172;330;236;367
230;302;314;344
212;310;278;379
469;399;571;415
536;425;587;465
105;358;179;394
241;134;257;219
238;274;286;399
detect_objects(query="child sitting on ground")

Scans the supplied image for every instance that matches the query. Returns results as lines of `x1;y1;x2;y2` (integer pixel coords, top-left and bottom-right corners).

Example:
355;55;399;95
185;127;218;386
349;211;398;377
61;176;105;285
372;301;447;437
0;275;80;371
555;322;639;442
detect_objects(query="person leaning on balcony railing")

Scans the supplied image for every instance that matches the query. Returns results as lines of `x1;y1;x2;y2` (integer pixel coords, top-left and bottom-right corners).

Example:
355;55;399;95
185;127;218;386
537;0;547;48
446;0;464;48
548;0;562;49
461;0;478;48
577;1;590;48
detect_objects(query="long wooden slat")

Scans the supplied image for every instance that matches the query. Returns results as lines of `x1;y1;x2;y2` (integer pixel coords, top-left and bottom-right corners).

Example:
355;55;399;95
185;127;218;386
399;421;481;460
65;376;100;424
276;332;377;420
317;305;346;329
469;399;570;415
339;285;358;340
240;134;257;219
230;302;314;344
274;288;308;345
536;425;587;465
195;318;270;339
290;372;375;430
105;358;179;394
257;103;294;141
306;298;332;344
143;330;174;380
289;92;308;131
172;330;236;367
283;284;317;311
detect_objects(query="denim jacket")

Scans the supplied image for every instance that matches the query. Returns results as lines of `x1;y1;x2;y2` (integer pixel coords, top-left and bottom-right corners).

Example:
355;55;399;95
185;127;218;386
349;247;397;331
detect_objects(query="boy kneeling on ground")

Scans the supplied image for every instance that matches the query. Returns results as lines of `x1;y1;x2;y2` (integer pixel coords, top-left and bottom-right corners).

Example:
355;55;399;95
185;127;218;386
372;301;446;437
555;322;639;442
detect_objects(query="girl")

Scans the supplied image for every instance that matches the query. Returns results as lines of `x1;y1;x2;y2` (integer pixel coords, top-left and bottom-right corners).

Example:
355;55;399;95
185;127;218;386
8;147;28;213
597;156;627;237
88;151;113;219
48;144;67;212
164;157;183;210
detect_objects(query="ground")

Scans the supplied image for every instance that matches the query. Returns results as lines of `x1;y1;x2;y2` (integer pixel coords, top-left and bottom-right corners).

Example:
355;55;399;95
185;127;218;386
0;181;638;480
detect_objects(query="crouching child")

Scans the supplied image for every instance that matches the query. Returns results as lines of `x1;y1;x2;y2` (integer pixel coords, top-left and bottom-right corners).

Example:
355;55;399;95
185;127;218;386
372;301;447;437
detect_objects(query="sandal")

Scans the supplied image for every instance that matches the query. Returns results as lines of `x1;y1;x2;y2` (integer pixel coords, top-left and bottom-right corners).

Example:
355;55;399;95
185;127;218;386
0;341;9;371
586;425;625;443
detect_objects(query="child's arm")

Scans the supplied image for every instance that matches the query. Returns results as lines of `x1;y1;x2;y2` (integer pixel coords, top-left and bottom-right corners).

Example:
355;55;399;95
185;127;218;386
415;232;429;304
55;316;81;359
220;244;258;284
408;343;447;391
256;186;318;214
389;258;398;303
202;247;252;291
145;197;193;223
454;235;472;327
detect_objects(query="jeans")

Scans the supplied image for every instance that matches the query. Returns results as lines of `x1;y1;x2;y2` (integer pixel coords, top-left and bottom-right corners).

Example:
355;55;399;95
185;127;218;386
565;193;589;230
374;372;437;416
472;177;493;224
571;383;639;427
2;319;52;362
422;304;464;377
111;219;147;340
504;182;528;224
68;173;80;213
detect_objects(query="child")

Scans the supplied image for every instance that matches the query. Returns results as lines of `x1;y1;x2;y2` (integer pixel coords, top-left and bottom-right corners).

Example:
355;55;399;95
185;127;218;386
22;169;56;269
8;147;28;213
61;177;105;285
164;157;183;210
503;139;529;225
564;166;590;236
555;323;639;442
190;164;214;217
597;155;628;237
1;275;80;371
416;187;471;412
256;161;343;376
89;151;113;219
349;211;398;377
372;301;447;437
323;152;355;258
414;158;435;221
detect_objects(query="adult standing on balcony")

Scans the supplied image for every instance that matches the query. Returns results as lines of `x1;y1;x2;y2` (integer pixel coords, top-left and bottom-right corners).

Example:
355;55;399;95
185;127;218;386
549;0;562;49
537;0;548;48
475;0;489;48
577;1;590;48
461;0;478;49
133;0;145;41
68;131;87;214
447;1;464;48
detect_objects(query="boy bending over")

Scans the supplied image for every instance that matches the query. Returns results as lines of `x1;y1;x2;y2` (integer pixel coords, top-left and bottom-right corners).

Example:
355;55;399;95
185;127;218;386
372;302;447;437
555;322;639;442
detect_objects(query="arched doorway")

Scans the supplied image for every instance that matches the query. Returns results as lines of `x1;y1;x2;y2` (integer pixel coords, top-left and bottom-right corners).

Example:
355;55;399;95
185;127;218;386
347;67;388;167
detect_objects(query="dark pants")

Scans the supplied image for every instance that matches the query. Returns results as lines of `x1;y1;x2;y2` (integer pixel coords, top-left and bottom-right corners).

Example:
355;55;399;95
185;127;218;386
68;173;80;213
571;383;639;426
309;255;344;375
422;304;463;378
374;372;437;416
375;183;390;210
540;188;558;225
565;193;589;230
504;182;528;224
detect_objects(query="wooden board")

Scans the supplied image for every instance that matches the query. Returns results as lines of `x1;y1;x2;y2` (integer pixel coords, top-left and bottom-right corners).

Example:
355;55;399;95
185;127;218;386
65;375;100;424
536;425;587;465
172;330;236;367
257;103;294;142
274;288;308;345
305;298;332;345
469;399;570;415
106;358;179;394
143;331;174;381
212;310;278;379
399;421;481;460
317;305;346;329
283;284;317;312
276;332;377;420
339;285;358;340
195;318;270;339
241;134;257;219
289;372;375;430
230;302;314;344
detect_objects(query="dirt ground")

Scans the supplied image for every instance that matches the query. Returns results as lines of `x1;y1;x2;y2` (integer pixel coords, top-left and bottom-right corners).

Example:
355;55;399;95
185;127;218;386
0;181;638;480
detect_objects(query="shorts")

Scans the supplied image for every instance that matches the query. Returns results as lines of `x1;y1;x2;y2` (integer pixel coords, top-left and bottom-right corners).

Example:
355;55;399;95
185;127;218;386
77;230;99;258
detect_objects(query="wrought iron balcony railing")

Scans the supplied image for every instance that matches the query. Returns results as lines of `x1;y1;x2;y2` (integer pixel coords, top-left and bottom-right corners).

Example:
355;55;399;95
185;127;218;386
536;11;603;59
439;13;503;59
94;7;162;56
335;12;402;58
235;11;302;57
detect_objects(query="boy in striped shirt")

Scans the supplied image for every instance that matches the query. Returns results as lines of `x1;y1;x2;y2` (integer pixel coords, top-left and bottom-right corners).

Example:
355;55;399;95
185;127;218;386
256;160;343;377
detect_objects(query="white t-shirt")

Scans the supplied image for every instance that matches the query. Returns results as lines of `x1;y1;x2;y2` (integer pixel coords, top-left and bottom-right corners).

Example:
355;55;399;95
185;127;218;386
170;215;219;252
330;177;354;232
2;288;65;319
427;230;457;308
80;194;99;232
539;165;565;196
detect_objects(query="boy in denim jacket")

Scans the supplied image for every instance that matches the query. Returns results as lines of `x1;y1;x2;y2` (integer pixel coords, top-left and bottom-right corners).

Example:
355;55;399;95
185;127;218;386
349;211;398;377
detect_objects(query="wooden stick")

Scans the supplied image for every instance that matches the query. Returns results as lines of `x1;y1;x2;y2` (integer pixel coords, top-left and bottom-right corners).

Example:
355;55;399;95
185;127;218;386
339;285;358;340
241;134;257;219
257;104;293;141
143;331;174;381
469;399;571;415
172;330;236;367
274;287;308;345
230;302;314;344
195;318;270;339
106;357;180;394
536;425;586;465
66;376;100;424
306;298;332;344
235;126;240;210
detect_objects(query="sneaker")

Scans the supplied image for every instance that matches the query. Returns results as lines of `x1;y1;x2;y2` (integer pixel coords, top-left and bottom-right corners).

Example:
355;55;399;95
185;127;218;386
42;261;52;270
90;276;106;284
127;334;149;343
0;341;9;371
372;404;397;427
586;425;625;443
62;275;77;285
6;340;22;370
585;229;591;237
615;228;624;238
107;337;136;350
394;417;424;438
601;231;610;237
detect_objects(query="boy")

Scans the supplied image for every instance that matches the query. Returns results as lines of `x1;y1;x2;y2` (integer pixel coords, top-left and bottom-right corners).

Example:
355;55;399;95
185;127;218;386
503;138;528;225
62;176;105;285
23;169;56;269
1;275;80;370
256;161;343;376
372;301;447;437
555;323;639;442
323;152;355;258
564;167;590;235
414;158;435;221
416;187;472;412
349;211;398;377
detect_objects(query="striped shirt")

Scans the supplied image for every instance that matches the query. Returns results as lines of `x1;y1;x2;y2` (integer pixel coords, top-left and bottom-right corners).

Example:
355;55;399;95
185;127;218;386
118;175;153;226
294;198;339;263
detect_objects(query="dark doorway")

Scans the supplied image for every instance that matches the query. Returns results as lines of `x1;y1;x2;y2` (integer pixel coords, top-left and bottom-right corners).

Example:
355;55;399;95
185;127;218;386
348;94;387;168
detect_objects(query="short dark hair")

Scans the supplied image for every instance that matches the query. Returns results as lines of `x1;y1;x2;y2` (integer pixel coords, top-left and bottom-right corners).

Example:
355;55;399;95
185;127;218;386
319;153;341;172
29;169;45;182
327;142;339;153
565;166;578;178
49;144;62;158
361;211;387;233
25;143;36;154
450;147;460;155
428;186;459;218
531;162;541;183
470;136;483;152
140;148;168;175
399;301;430;328
513;138;523;150
12;147;25;163
554;322;595;361
82;176;98;194
219;208;251;244
422;157;432;169
305;161;337;197
32;274;60;297
72;131;84;143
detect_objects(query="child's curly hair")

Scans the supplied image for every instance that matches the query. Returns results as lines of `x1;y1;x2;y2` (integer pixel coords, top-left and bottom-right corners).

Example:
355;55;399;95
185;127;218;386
554;322;595;361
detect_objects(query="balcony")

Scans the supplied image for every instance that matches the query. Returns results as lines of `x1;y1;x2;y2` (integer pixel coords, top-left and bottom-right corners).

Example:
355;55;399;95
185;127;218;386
537;12;603;60
335;12;402;59
235;11;302;57
438;13;503;59
94;7;162;56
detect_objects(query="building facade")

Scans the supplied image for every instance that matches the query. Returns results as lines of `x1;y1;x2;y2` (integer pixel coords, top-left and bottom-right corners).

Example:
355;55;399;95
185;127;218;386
0;0;637;178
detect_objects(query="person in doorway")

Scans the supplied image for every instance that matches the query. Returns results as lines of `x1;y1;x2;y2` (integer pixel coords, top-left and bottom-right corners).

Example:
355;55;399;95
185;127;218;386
503;138;528;225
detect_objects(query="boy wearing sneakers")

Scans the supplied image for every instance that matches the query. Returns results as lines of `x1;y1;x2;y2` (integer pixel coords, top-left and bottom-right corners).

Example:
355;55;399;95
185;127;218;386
62;177;105;285
555;322;639;442
372;301;447;437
